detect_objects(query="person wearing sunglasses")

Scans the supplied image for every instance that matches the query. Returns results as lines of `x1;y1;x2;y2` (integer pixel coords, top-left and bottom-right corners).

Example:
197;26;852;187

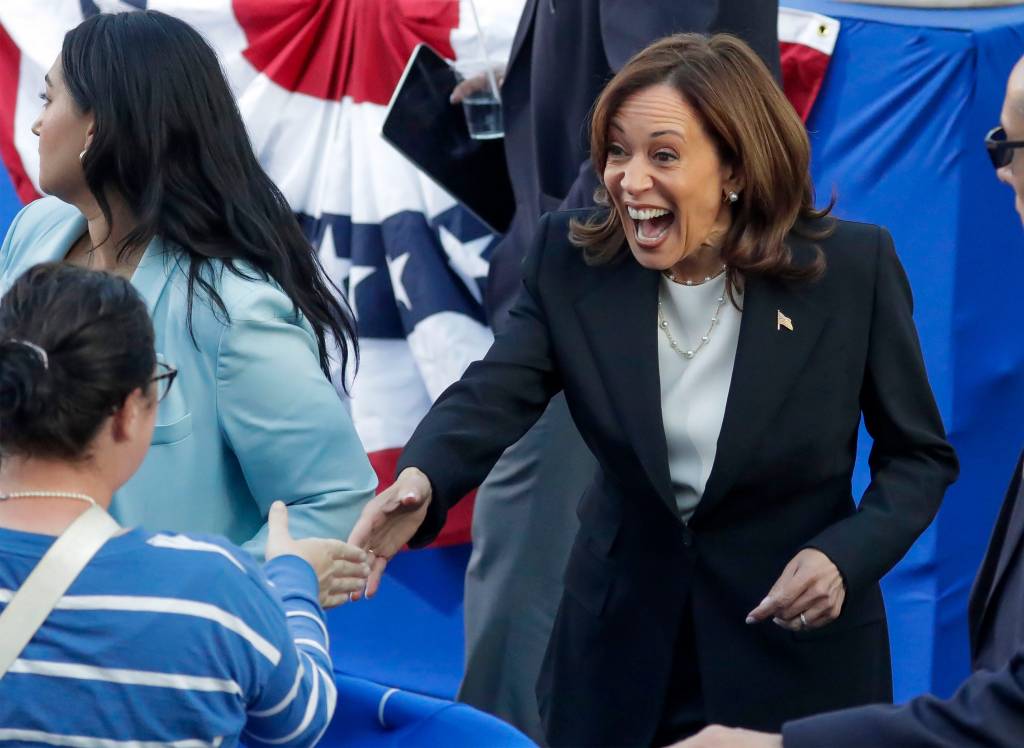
674;53;1024;748
0;11;377;581
987;126;1024;170
989;122;1024;221
0;262;371;745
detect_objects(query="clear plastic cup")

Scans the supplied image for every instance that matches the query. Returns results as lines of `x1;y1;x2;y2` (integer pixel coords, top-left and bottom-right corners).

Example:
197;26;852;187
454;59;504;140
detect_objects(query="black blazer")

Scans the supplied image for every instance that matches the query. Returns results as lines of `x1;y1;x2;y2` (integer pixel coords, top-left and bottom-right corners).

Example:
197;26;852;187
399;210;958;746
488;0;781;330
969;451;1024;665
783;453;1024;748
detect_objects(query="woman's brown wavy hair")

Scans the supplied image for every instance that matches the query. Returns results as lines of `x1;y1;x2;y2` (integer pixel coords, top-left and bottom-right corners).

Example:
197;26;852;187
571;33;832;285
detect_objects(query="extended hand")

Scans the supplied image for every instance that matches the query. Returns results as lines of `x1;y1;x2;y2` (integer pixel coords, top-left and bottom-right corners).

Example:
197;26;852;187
671;726;782;748
347;467;432;599
265;501;371;609
745;548;845;631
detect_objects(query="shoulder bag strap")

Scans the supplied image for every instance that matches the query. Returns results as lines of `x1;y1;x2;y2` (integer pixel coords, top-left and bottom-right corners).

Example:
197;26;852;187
0;505;121;679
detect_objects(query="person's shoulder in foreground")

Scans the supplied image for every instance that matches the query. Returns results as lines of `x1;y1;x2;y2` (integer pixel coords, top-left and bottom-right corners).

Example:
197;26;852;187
0;196;79;278
781;650;1024;748
0;525;336;747
139;529;338;748
2;195;77;240
796;214;893;263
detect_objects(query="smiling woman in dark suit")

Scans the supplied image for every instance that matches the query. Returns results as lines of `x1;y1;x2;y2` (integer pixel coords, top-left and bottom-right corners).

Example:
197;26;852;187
350;33;959;747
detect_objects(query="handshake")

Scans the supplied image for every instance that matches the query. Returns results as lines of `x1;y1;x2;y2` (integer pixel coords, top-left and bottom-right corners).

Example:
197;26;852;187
265;466;434;609
264;500;371;609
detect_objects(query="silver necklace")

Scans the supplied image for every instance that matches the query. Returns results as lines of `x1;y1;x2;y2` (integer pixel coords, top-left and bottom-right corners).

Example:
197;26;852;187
658;280;727;361
663;264;727;286
0;491;97;506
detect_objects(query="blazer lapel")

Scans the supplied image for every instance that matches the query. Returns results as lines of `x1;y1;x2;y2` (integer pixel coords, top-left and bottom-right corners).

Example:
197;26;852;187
694;267;829;521
130;236;176;316
574;258;676;515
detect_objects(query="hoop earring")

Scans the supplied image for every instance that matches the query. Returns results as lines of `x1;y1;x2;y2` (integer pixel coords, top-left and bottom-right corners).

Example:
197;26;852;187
79;149;87;162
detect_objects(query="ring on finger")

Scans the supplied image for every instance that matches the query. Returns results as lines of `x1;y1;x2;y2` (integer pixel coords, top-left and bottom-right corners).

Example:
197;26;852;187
799;612;809;629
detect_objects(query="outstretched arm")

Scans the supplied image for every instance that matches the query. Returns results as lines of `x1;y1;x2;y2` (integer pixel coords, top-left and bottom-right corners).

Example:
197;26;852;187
349;212;565;593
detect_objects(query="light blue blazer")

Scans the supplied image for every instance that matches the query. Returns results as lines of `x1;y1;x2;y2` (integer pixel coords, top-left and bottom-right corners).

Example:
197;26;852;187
0;197;377;555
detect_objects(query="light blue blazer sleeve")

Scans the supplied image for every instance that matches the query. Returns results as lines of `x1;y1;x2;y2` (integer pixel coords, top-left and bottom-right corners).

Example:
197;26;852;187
215;296;377;556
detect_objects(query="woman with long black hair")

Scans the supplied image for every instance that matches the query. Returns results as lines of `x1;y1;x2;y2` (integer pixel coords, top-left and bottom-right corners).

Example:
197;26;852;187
0;10;376;582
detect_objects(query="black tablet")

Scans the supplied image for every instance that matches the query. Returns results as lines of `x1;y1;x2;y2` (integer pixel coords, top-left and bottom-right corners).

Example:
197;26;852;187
382;43;515;235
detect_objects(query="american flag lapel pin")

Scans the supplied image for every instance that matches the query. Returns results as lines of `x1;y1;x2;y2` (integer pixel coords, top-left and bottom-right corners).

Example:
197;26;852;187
777;310;793;332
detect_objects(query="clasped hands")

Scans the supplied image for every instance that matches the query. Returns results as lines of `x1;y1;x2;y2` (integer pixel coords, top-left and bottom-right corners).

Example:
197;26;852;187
265;469;431;608
346;467;433;600
264;501;372;609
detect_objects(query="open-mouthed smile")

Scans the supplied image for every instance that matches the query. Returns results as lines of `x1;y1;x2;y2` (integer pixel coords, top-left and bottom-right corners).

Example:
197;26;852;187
626;205;675;247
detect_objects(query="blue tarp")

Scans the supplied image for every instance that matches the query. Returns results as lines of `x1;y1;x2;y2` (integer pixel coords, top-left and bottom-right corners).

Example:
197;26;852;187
0;168;17;229
318;672;533;746
328;544;471;699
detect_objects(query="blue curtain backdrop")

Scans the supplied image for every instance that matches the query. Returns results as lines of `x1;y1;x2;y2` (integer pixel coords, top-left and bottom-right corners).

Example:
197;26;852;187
789;0;1024;701
1;1;1023;708
0;167;18;230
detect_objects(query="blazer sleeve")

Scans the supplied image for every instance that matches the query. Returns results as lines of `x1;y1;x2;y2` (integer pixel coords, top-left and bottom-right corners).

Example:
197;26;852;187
782;650;1024;747
215;309;378;558
804;227;959;593
243;556;336;748
397;213;563;545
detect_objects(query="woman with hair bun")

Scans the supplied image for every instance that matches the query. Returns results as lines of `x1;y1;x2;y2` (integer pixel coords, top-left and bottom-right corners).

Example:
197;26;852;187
0;262;370;746
0;10;375;574
351;32;960;745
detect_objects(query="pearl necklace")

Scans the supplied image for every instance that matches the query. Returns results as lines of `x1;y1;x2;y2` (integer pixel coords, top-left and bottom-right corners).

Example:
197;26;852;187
663;264;727;286
657;278;727;361
0;491;97;506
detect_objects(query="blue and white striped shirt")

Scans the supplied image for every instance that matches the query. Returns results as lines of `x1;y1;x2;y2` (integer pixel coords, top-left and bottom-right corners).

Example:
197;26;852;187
0;526;336;746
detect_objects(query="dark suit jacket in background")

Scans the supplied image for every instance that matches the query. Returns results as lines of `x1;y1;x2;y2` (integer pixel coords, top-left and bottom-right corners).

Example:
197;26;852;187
783;452;1024;748
487;0;781;331
399;210;958;746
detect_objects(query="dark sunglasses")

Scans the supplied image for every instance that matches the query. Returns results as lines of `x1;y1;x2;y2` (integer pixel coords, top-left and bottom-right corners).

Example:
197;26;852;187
986;126;1024;169
150;361;178;402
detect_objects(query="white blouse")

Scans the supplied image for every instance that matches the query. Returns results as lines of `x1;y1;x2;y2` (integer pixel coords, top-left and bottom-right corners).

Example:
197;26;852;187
656;272;742;522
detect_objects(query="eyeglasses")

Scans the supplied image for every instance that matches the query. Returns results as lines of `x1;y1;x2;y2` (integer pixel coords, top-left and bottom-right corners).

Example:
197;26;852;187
150;361;178;402
985;126;1024;169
